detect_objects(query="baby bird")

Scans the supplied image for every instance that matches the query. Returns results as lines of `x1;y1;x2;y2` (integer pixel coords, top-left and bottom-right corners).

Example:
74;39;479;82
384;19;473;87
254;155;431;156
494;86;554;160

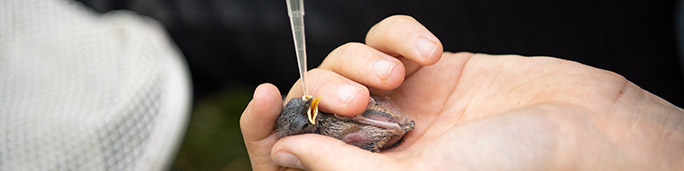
275;95;415;152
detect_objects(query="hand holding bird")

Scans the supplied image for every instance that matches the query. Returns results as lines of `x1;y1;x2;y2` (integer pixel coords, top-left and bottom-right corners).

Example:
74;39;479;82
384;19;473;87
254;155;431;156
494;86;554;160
240;15;684;171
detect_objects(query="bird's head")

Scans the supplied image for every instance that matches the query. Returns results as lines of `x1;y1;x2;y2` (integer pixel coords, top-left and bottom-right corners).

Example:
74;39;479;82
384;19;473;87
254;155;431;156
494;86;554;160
275;95;321;137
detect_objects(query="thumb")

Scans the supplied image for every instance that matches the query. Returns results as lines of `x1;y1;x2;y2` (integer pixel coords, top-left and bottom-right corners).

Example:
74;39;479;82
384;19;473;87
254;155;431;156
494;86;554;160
271;134;401;170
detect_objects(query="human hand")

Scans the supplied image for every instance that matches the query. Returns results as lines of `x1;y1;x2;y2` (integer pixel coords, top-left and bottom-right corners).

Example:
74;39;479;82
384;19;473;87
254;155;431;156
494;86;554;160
240;15;684;170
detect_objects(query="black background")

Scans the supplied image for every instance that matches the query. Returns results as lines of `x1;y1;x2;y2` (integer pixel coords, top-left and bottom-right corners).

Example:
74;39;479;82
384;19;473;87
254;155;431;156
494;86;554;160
78;0;684;107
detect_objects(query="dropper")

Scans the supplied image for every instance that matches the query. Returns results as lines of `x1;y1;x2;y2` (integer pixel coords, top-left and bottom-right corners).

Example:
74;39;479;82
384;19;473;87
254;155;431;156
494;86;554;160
286;0;310;98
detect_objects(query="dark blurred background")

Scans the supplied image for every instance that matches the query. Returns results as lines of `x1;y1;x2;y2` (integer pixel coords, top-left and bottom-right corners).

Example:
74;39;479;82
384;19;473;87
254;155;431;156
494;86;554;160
77;0;684;170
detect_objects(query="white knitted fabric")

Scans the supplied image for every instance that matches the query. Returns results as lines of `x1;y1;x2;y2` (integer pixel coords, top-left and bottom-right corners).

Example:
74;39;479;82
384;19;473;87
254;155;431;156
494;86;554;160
0;0;191;170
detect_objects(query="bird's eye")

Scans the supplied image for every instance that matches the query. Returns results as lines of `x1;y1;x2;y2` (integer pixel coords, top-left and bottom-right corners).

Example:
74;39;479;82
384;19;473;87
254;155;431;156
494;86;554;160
301;124;309;129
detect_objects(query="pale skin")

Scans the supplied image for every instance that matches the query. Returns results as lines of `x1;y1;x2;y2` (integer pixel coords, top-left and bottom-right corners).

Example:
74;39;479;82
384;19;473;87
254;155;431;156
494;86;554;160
240;15;684;170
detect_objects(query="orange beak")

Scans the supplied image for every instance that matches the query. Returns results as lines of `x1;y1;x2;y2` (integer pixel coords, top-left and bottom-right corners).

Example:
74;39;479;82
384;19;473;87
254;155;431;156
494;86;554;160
306;97;321;125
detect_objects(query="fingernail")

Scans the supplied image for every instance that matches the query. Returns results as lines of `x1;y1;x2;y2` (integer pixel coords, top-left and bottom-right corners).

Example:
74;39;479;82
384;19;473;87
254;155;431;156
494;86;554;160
373;60;396;81
337;83;360;104
416;37;438;61
274;152;304;169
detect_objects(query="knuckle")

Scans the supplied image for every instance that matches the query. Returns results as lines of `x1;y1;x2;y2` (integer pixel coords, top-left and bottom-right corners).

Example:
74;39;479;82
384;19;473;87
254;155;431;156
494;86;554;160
371;15;418;36
368;15;420;45
334;42;365;57
325;42;365;70
384;15;417;25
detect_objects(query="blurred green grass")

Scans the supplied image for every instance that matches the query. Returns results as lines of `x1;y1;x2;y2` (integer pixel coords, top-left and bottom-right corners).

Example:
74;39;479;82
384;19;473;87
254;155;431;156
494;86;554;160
171;84;255;170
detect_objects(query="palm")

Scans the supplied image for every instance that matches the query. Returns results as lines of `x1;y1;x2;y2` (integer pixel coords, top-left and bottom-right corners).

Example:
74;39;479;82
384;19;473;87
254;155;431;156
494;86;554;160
380;53;624;164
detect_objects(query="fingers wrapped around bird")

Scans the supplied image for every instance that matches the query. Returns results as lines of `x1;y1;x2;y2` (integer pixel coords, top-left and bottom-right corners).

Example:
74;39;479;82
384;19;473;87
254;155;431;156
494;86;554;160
275;95;415;152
